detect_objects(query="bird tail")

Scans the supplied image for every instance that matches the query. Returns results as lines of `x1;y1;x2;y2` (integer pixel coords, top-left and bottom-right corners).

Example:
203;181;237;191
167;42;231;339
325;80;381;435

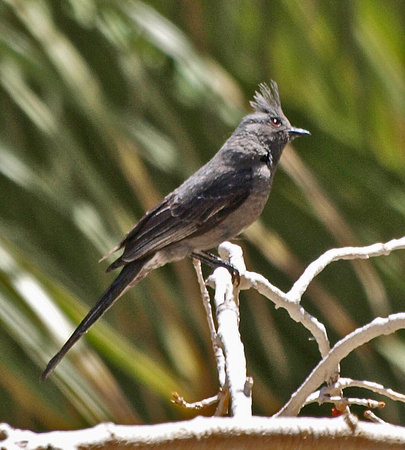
41;257;150;380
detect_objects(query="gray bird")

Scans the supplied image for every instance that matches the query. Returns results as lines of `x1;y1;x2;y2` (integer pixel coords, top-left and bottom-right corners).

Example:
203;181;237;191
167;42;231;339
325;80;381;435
42;81;309;379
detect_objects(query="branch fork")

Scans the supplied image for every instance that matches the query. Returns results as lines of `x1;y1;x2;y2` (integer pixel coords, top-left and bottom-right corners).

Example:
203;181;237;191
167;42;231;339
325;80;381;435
183;237;405;420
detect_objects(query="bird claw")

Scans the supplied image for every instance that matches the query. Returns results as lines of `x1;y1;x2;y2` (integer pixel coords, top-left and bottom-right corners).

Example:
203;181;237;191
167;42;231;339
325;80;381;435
230;267;240;286
191;251;240;285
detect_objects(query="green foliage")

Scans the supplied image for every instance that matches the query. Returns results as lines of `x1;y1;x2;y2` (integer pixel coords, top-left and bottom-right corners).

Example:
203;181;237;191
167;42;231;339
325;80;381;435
0;0;404;428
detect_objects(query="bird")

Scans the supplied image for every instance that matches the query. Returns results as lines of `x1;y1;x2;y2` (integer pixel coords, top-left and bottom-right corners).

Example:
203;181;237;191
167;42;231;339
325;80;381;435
41;81;309;380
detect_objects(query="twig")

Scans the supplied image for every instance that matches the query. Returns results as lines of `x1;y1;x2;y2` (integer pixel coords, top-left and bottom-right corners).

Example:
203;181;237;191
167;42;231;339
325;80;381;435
323;378;405;404
215;385;230;416
192;259;226;388
172;392;219;410
275;313;405;417
305;392;385;410
364;410;388;424
288;237;405;302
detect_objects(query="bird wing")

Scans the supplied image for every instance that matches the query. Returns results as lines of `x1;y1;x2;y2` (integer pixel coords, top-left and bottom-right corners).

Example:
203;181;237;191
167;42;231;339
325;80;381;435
107;166;253;269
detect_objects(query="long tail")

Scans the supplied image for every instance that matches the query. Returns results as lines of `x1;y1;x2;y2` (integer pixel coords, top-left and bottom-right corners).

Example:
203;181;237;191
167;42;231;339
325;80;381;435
41;258;149;380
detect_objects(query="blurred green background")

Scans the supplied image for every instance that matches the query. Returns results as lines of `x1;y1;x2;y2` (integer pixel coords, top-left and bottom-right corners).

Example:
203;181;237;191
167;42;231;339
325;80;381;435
0;0;404;430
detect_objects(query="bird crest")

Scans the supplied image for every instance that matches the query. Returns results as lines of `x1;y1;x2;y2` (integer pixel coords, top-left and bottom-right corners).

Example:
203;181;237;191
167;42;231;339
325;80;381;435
250;81;282;116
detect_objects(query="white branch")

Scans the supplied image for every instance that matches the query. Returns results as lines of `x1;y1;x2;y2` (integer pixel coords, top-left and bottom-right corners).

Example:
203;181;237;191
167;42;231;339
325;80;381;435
305;377;405;413
276;313;405;417
242;271;331;359
206;242;252;418
331;378;405;403
364;410;389;424
192;238;405;422
288;237;405;301
305;392;384;410
5;239;405;446
205;239;405;419
172;392;220;410
3;416;405;448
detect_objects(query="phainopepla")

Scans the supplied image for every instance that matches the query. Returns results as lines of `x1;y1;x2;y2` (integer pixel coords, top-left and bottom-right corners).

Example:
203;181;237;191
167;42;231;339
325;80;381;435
42;81;309;379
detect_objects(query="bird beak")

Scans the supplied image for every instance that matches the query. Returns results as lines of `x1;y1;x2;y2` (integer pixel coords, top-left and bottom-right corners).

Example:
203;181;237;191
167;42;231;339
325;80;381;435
288;127;310;138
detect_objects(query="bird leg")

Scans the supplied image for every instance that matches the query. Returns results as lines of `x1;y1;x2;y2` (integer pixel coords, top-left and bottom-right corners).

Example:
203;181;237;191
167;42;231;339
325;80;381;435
191;250;240;285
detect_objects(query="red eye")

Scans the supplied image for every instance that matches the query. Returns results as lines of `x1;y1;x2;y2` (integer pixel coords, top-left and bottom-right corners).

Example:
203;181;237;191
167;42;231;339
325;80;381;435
270;117;281;127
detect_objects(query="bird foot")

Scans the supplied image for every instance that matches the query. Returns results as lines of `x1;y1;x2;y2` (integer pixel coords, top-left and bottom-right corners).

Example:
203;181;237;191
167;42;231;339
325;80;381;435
191;251;240;285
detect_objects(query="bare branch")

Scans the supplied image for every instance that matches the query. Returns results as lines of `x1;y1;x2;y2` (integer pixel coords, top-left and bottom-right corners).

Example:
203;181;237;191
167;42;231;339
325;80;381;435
334;378;405;404
206;242;252;418
305;390;385;410
288;237;405;301
193;239;405;422
192;243;252;417
3;416;405;448
276;313;405;417
172;392;220;410
242;271;331;359
5;239;405;446
364;410;388;424
193;259;226;388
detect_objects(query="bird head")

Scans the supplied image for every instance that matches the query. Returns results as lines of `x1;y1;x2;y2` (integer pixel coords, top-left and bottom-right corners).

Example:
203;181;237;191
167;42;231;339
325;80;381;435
249;81;310;144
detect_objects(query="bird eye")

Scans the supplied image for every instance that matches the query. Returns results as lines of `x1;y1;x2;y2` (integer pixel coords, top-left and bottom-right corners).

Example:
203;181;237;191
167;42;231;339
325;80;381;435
270;117;282;127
